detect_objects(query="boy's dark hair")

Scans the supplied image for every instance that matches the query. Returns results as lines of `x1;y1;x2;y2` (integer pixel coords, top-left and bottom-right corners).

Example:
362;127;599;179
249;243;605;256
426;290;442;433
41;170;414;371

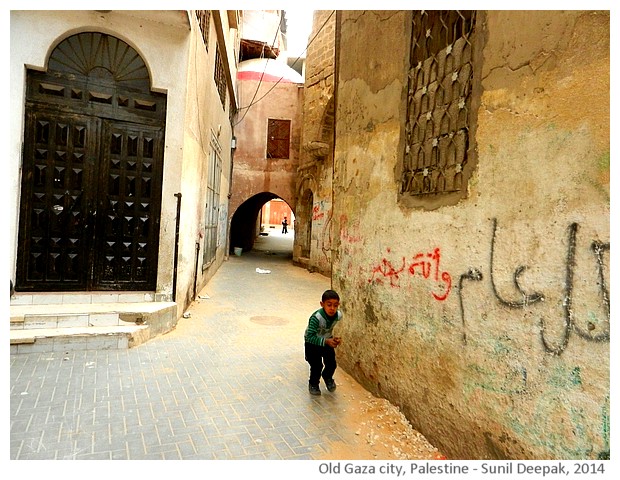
322;289;340;302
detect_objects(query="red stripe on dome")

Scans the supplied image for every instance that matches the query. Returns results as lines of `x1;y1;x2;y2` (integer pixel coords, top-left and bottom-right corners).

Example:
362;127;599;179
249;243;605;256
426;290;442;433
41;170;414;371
237;71;298;83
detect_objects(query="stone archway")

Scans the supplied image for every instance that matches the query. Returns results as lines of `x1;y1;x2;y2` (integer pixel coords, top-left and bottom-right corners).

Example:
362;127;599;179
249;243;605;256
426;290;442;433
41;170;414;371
229;192;279;253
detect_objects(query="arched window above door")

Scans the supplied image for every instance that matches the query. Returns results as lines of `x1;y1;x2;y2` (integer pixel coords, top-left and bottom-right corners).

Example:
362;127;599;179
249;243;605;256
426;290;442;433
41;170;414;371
28;32;166;125
48;32;151;91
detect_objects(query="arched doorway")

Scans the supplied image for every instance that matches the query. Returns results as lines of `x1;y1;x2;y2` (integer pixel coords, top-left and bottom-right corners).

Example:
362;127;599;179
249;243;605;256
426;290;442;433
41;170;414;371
298;189;313;258
229;193;294;255
15;32;167;292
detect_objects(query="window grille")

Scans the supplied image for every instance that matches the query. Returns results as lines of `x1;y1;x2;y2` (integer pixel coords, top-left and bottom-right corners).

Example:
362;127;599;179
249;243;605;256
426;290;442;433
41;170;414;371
267;119;291;159
401;11;477;198
214;46;227;109
196;10;211;51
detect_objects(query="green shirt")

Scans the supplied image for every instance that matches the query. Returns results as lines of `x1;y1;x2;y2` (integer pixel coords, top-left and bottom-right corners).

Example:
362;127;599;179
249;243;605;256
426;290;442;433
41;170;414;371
304;308;342;346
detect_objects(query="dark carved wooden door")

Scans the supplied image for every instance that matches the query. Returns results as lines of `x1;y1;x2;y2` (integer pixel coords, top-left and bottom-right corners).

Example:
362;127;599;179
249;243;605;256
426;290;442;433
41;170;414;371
15;32;166;292
93;121;164;290
17;110;99;290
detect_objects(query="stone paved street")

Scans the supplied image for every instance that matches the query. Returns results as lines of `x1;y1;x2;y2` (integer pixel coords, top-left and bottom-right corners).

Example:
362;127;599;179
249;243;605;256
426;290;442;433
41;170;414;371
8;231;441;475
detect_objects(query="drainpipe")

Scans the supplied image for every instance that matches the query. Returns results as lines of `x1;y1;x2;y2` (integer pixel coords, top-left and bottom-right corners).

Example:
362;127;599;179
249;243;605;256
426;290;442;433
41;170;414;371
193;241;200;300
172;192;182;302
227;135;236;260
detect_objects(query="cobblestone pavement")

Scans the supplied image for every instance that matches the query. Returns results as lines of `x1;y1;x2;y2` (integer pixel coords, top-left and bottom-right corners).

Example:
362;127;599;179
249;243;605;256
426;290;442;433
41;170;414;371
8;232;442;475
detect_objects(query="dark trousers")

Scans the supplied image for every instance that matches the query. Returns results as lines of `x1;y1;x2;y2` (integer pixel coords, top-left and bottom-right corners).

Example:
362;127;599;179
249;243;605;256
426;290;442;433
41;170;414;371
304;342;336;387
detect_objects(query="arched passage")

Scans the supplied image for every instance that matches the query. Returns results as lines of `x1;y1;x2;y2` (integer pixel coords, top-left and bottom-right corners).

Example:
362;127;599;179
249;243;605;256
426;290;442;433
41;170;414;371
229;192;295;254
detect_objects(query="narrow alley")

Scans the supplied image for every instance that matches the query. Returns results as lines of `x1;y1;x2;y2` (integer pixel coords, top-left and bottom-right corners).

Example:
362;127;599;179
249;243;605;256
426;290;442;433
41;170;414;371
8;9;610;463
9;230;443;465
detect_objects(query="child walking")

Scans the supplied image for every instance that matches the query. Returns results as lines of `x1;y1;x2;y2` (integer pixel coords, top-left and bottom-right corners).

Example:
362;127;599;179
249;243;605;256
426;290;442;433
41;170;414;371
304;289;343;395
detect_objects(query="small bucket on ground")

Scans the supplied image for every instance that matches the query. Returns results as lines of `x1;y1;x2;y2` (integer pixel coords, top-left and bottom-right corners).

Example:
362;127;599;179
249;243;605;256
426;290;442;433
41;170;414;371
233;247;242;256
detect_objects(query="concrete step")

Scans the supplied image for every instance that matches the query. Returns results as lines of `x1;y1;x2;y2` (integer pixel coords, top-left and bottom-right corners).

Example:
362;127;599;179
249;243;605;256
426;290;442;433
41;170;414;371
9;301;178;354
10;325;149;353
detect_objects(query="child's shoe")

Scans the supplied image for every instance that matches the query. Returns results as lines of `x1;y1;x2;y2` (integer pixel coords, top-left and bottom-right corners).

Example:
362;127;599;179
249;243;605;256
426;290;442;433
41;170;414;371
309;384;321;395
325;379;337;392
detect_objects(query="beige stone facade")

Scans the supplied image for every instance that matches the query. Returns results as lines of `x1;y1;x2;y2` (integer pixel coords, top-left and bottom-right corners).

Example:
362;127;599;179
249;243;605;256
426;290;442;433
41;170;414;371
294;11;337;274
301;10;610;460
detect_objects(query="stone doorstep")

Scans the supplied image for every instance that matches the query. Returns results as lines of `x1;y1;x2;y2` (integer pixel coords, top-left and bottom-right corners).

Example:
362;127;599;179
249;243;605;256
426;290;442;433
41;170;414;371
10;325;151;352
10;302;175;329
10;301;174;316
9;302;178;353
9;292;161;306
10;324;148;340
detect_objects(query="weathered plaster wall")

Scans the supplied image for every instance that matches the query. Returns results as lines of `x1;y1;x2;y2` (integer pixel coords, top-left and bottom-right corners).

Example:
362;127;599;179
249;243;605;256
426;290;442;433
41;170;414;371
230;71;302;215
331;10;609;460
176;10;236;312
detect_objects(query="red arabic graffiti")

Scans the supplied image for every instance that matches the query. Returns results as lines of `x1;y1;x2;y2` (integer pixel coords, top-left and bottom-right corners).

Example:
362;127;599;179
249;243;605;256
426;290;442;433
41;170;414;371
312;205;324;221
369;247;452;301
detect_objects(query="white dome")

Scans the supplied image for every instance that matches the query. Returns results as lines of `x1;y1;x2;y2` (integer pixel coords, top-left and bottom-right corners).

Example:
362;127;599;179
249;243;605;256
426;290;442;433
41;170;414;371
237;58;303;84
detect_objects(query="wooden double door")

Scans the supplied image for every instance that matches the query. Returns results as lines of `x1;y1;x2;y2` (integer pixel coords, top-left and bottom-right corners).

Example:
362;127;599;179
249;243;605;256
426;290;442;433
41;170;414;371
16;32;167;292
16;82;166;292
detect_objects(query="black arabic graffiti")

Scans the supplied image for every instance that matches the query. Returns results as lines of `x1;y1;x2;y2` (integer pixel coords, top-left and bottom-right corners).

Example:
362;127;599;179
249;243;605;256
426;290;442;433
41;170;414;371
458;268;482;345
459;219;610;356
490;218;545;308
539;223;578;355
539;224;611;355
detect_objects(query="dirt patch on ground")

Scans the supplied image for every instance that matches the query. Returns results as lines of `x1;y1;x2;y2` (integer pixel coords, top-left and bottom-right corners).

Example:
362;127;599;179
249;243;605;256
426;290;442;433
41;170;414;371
320;372;446;460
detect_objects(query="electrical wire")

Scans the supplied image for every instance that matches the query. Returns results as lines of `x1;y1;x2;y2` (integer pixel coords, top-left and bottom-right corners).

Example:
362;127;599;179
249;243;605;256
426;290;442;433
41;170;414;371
233;10;335;127
233;15;283;126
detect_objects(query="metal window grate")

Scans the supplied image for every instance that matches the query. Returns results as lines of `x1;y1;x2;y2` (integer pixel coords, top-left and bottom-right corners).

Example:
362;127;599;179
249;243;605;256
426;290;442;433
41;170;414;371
401;11;476;197
214;46;227;109
196;10;211;51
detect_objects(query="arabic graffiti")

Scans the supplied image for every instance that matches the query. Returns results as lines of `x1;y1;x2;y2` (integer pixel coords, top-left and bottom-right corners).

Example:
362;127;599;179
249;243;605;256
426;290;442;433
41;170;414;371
369;247;452;301
365;218;610;356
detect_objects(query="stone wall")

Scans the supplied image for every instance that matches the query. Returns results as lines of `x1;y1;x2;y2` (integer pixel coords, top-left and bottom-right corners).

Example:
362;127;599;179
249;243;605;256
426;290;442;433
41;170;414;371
330;10;609;460
294;11;337;274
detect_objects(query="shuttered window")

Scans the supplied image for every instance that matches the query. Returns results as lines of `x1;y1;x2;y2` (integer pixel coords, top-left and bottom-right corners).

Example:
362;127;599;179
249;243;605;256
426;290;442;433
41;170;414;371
267;119;291;159
203;139;222;267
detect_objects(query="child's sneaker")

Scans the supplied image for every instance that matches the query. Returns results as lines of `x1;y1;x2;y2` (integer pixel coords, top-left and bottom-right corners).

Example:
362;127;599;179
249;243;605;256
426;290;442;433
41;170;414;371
309;384;321;395
325;379;337;392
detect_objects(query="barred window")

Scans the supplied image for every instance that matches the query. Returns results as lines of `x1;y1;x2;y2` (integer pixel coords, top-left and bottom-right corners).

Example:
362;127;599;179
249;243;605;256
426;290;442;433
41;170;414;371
267;119;291;159
229;97;237;125
214;46;227;108
196;10;211;51
401;11;477;202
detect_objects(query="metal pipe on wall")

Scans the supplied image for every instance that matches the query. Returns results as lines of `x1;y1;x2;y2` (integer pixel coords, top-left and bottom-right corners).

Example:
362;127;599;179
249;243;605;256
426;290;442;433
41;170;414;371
172;192;182;302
